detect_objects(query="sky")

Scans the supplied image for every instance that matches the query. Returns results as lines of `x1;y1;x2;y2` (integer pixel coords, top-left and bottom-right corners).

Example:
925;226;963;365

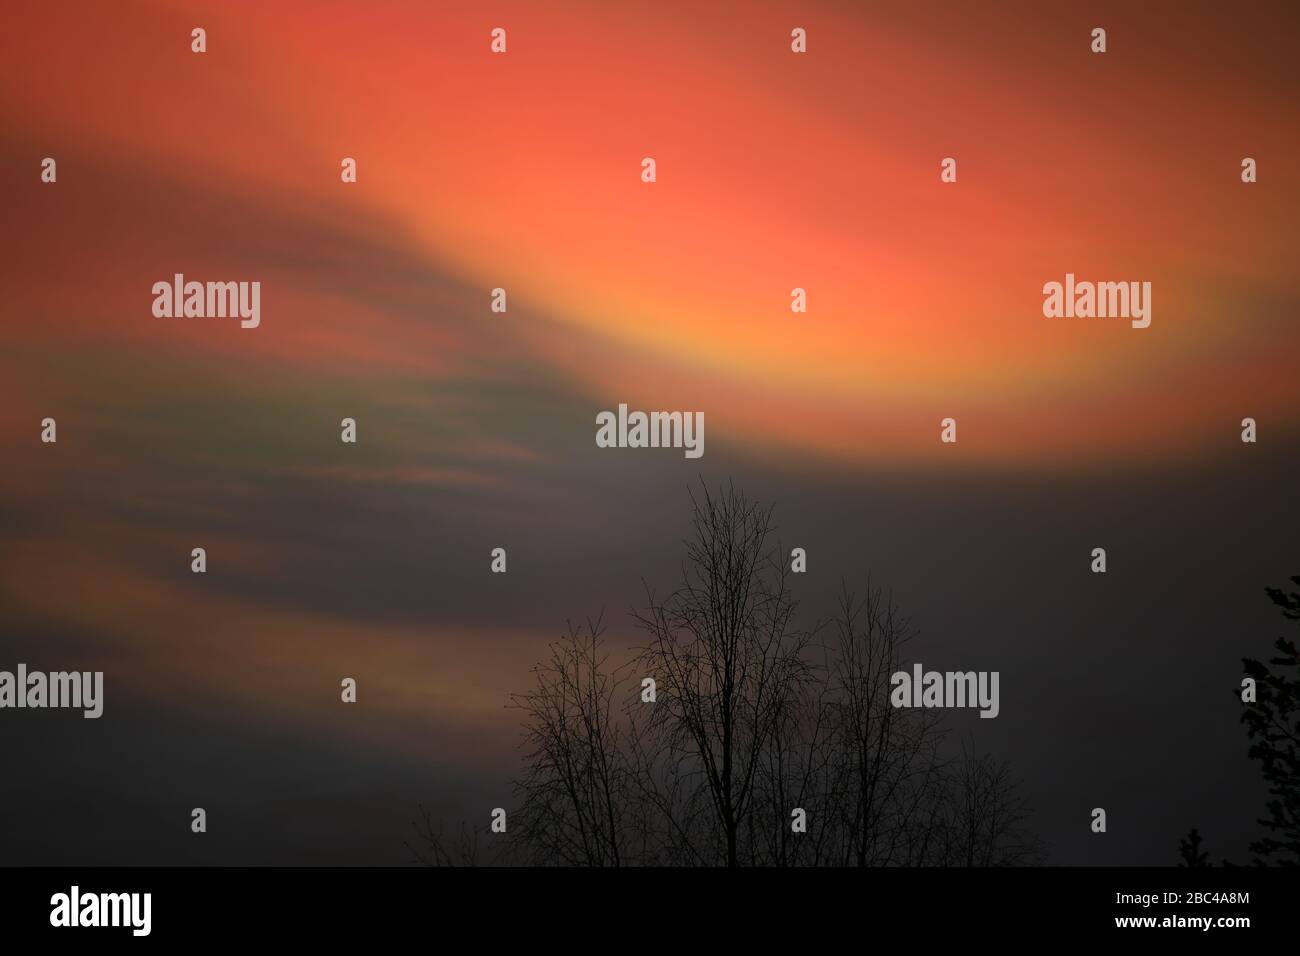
1;0;1298;865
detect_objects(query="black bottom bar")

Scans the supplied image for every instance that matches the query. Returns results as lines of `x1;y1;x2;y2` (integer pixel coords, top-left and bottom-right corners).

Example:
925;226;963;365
0;865;1286;942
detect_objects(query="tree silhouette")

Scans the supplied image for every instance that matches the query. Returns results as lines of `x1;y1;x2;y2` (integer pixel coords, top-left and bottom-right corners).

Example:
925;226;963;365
1177;828;1210;867
413;480;1043;866
1241;576;1300;866
631;482;815;866
929;741;1042;867
822;582;948;865
510;613;637;866
406;810;489;867
1177;575;1300;867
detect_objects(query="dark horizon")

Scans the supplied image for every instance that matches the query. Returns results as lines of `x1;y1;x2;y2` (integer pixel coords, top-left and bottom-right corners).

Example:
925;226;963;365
4;437;1298;865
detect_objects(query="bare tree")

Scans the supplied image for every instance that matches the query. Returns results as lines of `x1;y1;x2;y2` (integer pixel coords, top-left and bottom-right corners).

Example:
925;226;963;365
745;639;837;866
825;582;947;866
406;808;491;867
631;481;816;867
510;612;639;866
927;741;1045;867
414;481;1043;867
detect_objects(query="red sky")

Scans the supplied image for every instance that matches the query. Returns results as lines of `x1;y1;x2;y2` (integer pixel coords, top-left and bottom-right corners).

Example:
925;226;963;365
5;0;1297;471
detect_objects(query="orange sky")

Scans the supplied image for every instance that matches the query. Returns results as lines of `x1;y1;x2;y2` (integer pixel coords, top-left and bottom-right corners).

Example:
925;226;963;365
4;0;1297;471
2;0;1299;729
